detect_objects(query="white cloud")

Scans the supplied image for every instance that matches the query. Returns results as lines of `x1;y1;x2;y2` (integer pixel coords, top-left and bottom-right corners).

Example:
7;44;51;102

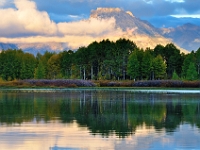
194;39;200;43
0;0;121;49
58;0;95;2
0;0;115;38
143;0;153;4
15;0;36;10
0;0;6;7
165;0;185;3
0;0;58;36
0;0;176;51
57;17;116;36
171;14;200;18
0;31;125;50
171;8;200;18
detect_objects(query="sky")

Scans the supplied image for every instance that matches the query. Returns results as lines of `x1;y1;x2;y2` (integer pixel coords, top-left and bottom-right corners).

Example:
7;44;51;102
1;0;199;26
0;0;200;49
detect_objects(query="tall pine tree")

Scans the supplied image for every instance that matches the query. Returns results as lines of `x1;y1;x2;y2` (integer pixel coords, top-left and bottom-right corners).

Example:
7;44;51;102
127;51;139;80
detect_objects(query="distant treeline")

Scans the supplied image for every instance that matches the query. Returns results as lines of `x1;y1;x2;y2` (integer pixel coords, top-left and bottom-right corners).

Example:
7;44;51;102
0;38;200;81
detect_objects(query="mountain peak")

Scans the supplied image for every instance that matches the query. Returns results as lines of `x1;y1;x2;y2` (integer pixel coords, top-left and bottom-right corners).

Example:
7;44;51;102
126;11;134;17
90;7;159;36
180;23;199;30
91;8;121;17
161;23;200;51
96;7;121;12
90;7;135;18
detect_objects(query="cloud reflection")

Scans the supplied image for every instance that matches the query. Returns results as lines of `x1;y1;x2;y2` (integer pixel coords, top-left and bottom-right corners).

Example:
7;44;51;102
0;121;200;150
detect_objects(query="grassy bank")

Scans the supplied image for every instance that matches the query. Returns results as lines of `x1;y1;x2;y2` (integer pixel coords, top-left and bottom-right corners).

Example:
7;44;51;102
0;79;200;88
0;79;95;88
96;80;200;88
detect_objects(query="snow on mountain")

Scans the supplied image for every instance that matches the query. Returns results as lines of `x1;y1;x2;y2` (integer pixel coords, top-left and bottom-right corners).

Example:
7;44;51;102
90;7;160;36
90;7;185;52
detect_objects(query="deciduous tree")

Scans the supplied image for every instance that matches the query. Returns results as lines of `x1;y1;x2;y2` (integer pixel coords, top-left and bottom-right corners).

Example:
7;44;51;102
47;54;61;79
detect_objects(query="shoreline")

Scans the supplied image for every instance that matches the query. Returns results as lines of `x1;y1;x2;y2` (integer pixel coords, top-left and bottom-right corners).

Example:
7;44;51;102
0;87;200;94
0;79;200;88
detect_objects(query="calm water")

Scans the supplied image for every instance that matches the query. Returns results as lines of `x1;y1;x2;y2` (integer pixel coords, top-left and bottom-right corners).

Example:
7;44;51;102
0;88;200;150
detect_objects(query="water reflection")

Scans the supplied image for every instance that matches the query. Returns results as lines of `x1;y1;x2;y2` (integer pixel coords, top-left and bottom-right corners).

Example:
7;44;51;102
0;89;200;149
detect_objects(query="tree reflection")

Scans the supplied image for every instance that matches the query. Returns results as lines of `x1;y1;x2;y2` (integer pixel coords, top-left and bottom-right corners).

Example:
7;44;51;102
0;90;200;138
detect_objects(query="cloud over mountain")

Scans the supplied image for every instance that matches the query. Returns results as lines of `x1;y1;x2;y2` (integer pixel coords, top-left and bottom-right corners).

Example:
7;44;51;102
57;17;116;36
0;0;195;53
0;0;125;49
0;0;118;38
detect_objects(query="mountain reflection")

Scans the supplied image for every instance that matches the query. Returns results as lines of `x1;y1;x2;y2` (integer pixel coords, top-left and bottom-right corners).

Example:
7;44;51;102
0;90;200;138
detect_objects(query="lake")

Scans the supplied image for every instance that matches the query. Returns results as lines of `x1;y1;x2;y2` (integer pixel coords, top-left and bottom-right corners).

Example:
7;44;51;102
0;88;200;150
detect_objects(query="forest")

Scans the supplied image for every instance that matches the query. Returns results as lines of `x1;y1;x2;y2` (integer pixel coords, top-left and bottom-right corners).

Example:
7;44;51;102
0;38;200;81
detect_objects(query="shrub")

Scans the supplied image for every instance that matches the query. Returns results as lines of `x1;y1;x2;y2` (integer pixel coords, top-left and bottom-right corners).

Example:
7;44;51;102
22;79;96;87
132;80;200;88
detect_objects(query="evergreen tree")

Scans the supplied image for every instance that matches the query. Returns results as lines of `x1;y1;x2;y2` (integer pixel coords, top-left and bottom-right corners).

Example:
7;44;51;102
163;43;183;78
182;53;196;79
135;49;144;80
41;51;55;78
75;47;90;79
127;51;139;80
153;44;165;57
186;62;198;81
20;62;26;79
152;55;166;79
34;60;45;79
141;50;153;79
20;53;36;79
0;49;23;80
172;70;180;80
195;48;200;78
115;38;137;80
87;41;100;79
60;50;74;78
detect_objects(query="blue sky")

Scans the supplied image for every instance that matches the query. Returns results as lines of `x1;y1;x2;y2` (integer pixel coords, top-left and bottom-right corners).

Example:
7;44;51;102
25;0;200;27
1;0;200;27
0;0;199;49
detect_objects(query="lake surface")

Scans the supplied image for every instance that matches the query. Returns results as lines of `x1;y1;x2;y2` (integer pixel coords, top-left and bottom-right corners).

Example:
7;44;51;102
0;88;200;150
